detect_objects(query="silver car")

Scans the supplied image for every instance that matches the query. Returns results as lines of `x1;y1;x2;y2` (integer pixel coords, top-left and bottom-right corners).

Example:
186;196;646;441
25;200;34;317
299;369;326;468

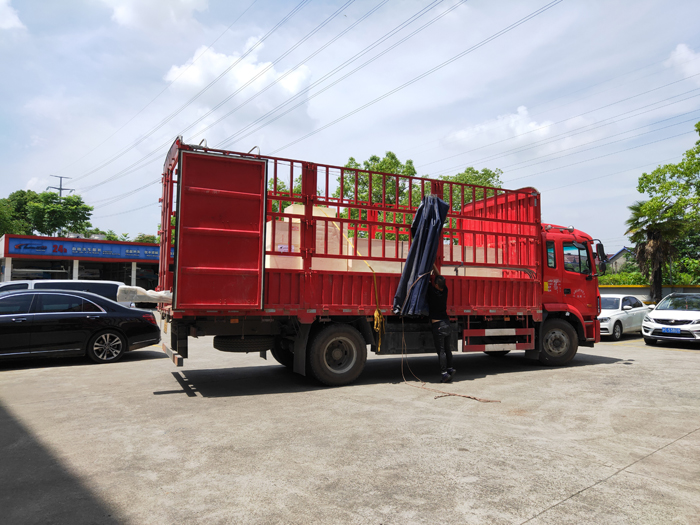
598;294;651;341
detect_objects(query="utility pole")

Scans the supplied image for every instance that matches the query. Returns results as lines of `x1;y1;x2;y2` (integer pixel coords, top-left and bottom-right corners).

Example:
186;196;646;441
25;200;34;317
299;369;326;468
46;175;74;197
46;175;75;238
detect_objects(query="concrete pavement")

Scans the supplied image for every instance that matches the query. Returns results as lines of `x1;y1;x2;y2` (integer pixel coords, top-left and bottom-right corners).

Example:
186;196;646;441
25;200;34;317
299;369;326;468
1;335;699;524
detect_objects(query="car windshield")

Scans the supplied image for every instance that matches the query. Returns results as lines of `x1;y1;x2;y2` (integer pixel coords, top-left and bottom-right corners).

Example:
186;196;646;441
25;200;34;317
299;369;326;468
656;295;700;311
601;297;620;310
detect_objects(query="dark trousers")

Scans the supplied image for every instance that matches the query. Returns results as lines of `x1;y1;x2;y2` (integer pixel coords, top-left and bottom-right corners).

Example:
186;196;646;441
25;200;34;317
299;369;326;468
431;320;453;373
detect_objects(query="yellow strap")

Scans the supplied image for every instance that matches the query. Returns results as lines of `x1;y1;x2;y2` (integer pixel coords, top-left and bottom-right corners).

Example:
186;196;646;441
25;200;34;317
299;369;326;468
318;208;385;352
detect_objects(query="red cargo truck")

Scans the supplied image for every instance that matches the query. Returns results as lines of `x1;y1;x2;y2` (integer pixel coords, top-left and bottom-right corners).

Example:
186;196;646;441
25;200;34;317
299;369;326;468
157;138;605;385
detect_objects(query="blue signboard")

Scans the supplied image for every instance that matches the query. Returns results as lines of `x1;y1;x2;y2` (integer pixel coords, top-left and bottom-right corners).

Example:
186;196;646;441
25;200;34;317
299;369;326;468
7;237;160;261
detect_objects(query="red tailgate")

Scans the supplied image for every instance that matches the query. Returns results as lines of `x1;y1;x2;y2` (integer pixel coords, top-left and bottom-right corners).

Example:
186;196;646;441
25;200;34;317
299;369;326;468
174;151;266;310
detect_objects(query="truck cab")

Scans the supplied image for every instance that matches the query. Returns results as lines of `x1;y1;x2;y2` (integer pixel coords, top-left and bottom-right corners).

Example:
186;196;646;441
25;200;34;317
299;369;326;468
541;224;603;348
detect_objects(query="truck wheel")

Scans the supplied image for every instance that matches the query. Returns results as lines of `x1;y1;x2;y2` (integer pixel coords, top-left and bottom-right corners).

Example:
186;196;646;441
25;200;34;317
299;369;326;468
484;351;510;356
270;338;294;368
611;322;622;341
539;318;578;366
307;324;367;386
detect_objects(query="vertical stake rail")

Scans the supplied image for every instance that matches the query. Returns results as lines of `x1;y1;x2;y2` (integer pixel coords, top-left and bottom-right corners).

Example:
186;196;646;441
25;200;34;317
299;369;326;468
301;162;317;307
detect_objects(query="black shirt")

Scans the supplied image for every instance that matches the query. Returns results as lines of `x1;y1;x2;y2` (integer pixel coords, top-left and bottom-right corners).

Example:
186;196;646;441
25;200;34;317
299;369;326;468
427;284;449;321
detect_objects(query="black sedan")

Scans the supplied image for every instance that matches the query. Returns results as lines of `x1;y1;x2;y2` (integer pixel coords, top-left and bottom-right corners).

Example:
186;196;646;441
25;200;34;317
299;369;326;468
0;289;161;364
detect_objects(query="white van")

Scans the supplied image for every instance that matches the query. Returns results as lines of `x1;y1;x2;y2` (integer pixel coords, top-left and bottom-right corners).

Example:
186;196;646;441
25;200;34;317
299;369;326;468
0;280;133;307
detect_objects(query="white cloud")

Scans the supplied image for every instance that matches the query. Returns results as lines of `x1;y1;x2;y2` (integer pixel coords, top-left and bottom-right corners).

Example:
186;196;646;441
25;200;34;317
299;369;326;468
99;0;207;30
0;0;25;30
665;44;700;84
163;45;312;141
445;106;554;149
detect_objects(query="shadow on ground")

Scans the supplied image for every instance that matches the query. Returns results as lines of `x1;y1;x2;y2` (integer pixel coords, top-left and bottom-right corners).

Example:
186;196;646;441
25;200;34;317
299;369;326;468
0;349;166;372
0;402;120;524
156;352;623;399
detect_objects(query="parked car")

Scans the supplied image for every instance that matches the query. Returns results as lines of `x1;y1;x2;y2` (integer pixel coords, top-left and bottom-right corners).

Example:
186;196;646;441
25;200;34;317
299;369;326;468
0;279;132;307
0;290;160;364
598;294;651;340
642;293;700;345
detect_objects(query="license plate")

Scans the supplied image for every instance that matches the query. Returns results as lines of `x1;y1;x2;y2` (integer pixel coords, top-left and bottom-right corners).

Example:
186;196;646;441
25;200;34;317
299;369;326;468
661;327;681;334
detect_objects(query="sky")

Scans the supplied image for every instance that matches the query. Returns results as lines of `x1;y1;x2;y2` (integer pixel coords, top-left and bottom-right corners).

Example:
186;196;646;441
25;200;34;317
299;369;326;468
1;0;699;253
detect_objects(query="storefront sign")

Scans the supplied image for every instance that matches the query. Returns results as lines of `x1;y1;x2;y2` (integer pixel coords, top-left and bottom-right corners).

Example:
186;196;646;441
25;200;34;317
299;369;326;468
7;237;160;261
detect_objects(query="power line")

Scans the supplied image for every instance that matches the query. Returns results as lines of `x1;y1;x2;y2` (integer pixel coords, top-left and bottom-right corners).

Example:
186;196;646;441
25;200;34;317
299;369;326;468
186;0;393;142
427;89;700;176
401;52;700;158
92;202;160;219
216;0;468;149
421;74;700;173
76;0;451;193
71;0;311;183
267;0;565;154
541;154;681;193
56;0;260;176
495;113;700;174
503;130;696;184
169;0;361;144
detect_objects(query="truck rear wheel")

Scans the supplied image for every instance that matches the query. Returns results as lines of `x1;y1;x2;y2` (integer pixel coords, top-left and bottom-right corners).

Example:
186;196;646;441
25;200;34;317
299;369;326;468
308;324;367;386
539;318;578;366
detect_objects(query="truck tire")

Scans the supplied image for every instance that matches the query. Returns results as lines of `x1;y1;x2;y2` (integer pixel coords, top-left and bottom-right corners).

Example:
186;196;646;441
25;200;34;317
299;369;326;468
307;324;367;386
270;338;294;368
539;318;578;366
213;335;274;353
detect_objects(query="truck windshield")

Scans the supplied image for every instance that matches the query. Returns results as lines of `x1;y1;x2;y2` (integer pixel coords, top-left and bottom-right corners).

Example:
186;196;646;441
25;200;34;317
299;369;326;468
656;295;700;311
601;297;620;310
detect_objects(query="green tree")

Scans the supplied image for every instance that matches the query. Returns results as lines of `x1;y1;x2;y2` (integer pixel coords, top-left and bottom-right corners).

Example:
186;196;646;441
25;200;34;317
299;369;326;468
105;229;120;241
625;200;685;302
637;121;700;221
4;190;40;234
26;193;93;236
134;233;158;243
0;200;16;236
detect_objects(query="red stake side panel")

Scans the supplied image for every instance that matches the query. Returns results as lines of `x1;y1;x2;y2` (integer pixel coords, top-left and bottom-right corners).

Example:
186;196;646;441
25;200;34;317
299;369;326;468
261;270;541;319
174;151;267;310
159;140;543;318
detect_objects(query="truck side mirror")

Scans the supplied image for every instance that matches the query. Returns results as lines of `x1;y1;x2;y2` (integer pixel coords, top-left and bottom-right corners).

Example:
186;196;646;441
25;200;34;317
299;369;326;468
595;243;607;275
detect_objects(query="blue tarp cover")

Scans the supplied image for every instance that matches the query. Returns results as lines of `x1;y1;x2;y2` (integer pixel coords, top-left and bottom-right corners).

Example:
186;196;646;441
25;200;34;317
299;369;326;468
392;195;449;317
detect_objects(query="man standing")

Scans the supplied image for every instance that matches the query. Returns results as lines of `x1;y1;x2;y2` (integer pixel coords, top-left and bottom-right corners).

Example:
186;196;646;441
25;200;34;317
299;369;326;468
428;264;455;383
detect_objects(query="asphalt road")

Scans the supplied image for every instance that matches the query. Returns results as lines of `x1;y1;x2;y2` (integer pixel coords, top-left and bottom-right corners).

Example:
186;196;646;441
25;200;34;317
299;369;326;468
1;334;699;524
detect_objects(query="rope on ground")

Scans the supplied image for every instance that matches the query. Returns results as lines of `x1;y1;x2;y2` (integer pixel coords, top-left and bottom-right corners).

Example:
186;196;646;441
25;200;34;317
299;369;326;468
400;313;500;404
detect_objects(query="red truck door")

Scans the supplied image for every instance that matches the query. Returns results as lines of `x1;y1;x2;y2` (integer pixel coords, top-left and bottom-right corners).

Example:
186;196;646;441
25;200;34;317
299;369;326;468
173;151;267;311
561;240;598;318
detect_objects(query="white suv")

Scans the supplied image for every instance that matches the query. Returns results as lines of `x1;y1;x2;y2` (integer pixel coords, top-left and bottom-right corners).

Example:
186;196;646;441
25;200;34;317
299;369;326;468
0;280;132;307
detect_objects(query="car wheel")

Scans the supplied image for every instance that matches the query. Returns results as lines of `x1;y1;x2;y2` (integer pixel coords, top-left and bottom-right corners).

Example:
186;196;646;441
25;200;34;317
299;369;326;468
612;322;622;341
484;351;511;356
307;324;367;386
87;330;126;364
539;318;578;366
644;338;657;346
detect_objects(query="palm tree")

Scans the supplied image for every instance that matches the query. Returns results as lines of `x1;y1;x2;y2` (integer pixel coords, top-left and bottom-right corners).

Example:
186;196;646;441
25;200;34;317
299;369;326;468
625;201;685;302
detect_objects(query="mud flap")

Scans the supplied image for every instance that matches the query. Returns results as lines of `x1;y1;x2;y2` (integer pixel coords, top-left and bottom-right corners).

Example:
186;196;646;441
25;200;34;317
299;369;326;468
293;324;312;376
